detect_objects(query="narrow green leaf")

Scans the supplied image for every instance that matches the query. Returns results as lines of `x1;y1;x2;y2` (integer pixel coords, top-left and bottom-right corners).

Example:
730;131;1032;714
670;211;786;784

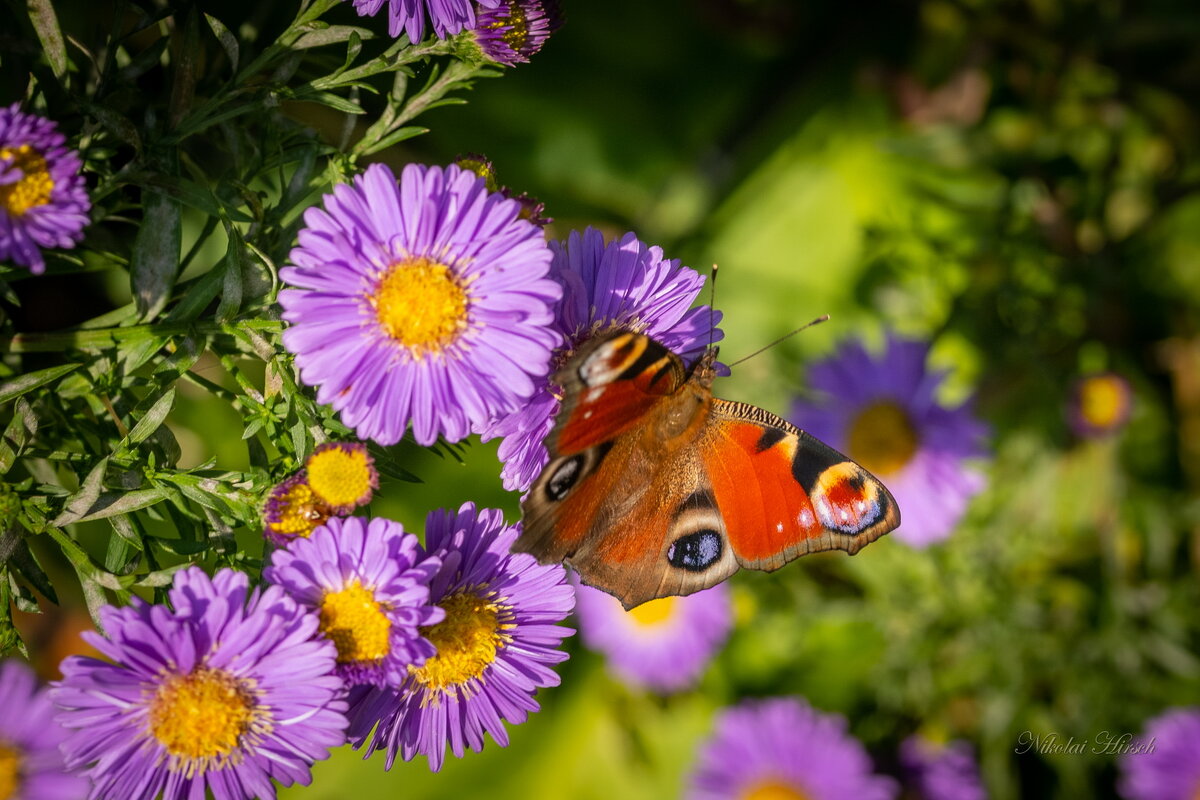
7;537;58;603
0;398;38;474
28;0;68;81
79;101;142;152
107;514;145;551
204;13;239;72
292;23;375;49
52;457;109;527
361;126;429;156
73;487;170;523
216;234;244;322
168;6;201;128
165;265;226;322
103;529;132;573
0;573;27;658
0;363;81;405
134;563;187;588
290;89;365;114
131;189;182;320
125;387;177;446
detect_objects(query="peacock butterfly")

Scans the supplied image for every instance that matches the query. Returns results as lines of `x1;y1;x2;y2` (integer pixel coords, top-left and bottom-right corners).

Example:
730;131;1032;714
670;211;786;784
516;330;901;609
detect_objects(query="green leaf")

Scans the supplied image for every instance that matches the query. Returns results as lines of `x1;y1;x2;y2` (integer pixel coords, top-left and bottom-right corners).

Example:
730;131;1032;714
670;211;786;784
360;125;430;156
131;189;182;320
7;531;59;603
165;265;227;322
0;398;38;474
289;89;366;115
216;232;245;322
52;457;109;527
134;563;187;587
80;101;142;152
0;363;81;405
125;387;176;446
204;13;239;72
73;487;171;523
0;574;27;658
27;0;68;81
292;23;375;50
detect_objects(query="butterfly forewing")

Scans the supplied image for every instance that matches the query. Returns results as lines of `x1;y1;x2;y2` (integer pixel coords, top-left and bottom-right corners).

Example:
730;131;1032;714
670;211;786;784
519;332;689;568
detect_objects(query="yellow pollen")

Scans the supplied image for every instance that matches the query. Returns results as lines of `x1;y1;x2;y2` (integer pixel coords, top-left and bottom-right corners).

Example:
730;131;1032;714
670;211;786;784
0;146;54;217
485;1;531;50
1079;375;1128;429
148;668;258;765
0;743;21;800
307;446;374;509
846;400;919;477
320;582;391;664
373;257;469;357
268;481;327;539
411;590;511;694
739;779;811;800
627;596;677;627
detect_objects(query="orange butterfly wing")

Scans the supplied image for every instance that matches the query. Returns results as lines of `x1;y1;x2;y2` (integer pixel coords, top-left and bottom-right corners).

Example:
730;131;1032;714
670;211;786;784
517;331;900;609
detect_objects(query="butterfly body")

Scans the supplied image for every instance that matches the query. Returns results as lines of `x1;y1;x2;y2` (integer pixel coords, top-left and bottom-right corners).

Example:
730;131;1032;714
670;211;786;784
518;331;899;609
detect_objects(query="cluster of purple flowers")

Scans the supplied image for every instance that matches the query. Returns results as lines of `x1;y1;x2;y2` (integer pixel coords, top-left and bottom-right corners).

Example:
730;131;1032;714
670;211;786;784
45;504;574;799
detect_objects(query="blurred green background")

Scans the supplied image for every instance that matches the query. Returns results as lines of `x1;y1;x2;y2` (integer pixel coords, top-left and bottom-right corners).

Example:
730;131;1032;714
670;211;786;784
8;0;1200;797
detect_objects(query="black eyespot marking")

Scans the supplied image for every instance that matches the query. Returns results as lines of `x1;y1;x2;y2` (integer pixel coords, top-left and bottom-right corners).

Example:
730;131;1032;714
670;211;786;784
667;529;723;571
755;427;787;453
546;455;584;501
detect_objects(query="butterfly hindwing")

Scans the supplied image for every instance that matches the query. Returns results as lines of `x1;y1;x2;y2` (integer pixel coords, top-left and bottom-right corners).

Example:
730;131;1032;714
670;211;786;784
704;400;900;571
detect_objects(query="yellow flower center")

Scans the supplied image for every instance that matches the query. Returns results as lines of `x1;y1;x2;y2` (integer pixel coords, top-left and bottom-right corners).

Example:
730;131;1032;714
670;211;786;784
846;400;919;477
1078;375;1128;430
0;145;54;217
0;743;21;800
307;446;374;509
410;589;512;694
148;667;263;771
484;1;532;51
268;481;327;539
373;257;470;357
740;779;810;800
627;596;677;627
320;581;391;664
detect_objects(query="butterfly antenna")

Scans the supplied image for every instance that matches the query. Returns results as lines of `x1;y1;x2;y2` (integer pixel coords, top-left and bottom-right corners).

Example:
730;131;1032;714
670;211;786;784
707;264;719;351
728;314;830;368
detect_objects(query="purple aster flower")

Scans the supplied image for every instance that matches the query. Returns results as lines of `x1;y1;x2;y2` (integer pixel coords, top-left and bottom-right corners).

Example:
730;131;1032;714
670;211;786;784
262;473;331;547
347;502;574;771
0;104;90;274
789;333;988;547
1118;707;1200;800
472;0;563;65
264;515;444;688
481;226;724;492
900;735;987;800
1068;371;1133;438
350;0;502;42
573;580;731;693
52;567;348;800
686;696;898;800
279;162;561;447
0;660;88;800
